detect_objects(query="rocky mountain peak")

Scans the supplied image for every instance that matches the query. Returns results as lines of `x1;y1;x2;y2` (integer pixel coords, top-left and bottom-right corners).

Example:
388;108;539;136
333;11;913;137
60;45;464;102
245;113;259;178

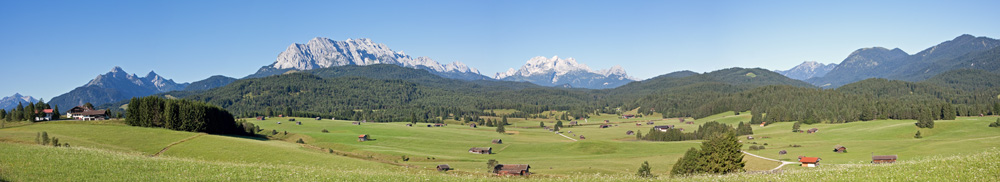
494;56;634;89
267;37;483;80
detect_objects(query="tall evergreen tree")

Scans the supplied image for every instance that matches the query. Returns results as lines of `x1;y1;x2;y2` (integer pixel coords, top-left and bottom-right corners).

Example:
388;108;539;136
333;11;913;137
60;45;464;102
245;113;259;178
52;105;60;120
792;121;801;132
496;122;506;133
26;102;35;121
698;132;744;174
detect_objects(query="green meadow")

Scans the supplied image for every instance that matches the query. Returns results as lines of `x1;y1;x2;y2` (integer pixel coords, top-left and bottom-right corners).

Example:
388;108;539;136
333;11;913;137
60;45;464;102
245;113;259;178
1;112;998;181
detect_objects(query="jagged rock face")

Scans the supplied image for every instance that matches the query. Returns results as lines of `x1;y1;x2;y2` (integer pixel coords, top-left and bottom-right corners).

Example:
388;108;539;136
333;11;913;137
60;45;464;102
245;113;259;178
49;67;189;109
0;93;38;110
494;56;635;89
776;61;838;80
267;37;484;80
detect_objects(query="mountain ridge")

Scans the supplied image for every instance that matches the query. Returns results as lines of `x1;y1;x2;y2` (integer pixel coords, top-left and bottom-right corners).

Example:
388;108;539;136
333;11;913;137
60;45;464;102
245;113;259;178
249;37;488;80
494;56;635;89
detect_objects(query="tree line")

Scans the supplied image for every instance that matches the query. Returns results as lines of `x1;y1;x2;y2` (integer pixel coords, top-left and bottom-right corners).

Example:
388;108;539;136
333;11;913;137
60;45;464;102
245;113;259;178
2;100;61;123
125;96;257;136
641;121;752;142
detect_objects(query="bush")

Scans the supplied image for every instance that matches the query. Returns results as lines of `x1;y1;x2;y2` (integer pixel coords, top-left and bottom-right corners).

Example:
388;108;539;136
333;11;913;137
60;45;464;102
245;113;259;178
295;138;305;144
915;130;923;138
321;129;329;133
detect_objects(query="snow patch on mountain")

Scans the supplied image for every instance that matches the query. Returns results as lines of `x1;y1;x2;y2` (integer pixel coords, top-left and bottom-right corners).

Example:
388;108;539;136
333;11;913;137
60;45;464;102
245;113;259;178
271;37;481;76
494;56;633;80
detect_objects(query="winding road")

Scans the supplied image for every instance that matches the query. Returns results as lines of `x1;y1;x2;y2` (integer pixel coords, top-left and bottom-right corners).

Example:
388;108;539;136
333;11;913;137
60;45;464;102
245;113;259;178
742;151;798;171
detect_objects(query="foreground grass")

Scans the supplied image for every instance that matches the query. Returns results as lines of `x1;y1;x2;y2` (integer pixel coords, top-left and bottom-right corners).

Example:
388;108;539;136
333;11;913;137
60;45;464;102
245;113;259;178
1;142;997;181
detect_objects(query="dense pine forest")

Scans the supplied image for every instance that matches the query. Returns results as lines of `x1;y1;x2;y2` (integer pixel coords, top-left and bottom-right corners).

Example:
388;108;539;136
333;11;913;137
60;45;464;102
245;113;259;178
107;64;999;126
125;96;257;136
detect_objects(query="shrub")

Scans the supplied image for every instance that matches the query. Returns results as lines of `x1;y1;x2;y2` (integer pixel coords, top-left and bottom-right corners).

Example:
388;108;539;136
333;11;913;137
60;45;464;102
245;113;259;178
295;138;305;144
321;129;329;133
915;130;923;138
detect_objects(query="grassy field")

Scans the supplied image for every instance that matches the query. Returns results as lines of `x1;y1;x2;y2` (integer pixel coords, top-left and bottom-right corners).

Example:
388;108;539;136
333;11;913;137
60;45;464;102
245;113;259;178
250;117;699;175
1;112;998;181
1;141;997;181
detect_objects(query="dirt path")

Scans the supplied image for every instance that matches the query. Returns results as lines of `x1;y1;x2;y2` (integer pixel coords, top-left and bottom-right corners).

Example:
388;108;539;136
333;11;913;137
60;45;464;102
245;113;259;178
742;151;797;171
151;133;205;157
554;131;578;141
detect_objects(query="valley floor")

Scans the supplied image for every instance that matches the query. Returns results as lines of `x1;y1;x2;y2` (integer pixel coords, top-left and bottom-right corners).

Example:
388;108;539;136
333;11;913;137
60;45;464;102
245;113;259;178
1;114;999;181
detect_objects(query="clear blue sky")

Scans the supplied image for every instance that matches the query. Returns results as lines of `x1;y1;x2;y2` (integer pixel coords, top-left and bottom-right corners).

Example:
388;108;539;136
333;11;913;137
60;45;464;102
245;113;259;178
2;0;998;100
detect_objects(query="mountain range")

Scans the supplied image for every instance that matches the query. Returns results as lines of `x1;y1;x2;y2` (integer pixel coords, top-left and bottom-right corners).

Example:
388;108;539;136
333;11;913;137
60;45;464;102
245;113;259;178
248;37;488;80
47;67;192;109
805;34;1000;88
775;61;837;80
494;56;634;89
0;93;39;110
26;34;1000;112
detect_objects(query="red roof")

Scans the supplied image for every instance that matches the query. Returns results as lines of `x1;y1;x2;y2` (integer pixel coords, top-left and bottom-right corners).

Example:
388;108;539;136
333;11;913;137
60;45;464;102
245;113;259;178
358;134;367;138
43;109;54;113
799;157;820;163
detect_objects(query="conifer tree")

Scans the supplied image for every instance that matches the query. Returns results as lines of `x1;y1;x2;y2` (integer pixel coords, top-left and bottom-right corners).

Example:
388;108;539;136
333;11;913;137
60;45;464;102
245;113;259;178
539;122;544;127
698;132;744;174
636;161;653;178
792;121;801;132
671;147;701;176
914;130;923;138
496;122;506;133
52;105;60;120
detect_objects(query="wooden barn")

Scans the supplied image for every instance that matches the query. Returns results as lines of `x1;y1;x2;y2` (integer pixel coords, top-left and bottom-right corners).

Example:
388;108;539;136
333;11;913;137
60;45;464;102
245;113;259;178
358;134;370;142
569;121;578;125
685;122;694;124
406;123;412;127
798;156;821;167
833;145;847;153
872;155;897;164
434;123;446;127
807;128;819;133
256;116;266;120
626;130;635;135
647;121;655;125
493;164;530;176
469;123;477;128
492;139;503;144
288;118;296;121
579;135;586;139
437;164;452;171
599;124;610;128
352;122;361;125
315;117;321;120
469;147;492;154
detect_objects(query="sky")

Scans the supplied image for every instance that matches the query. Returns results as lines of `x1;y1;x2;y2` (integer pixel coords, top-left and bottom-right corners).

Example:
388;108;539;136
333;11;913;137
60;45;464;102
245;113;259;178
1;0;999;100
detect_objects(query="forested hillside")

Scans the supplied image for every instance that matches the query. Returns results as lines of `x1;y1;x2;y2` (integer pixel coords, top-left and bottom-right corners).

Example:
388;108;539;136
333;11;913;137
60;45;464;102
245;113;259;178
173;64;999;125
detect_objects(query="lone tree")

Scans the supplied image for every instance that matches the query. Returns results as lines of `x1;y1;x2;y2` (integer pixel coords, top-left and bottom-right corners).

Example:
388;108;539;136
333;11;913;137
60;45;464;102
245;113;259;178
914;130;923;138
636;161;653;178
989;118;1000;127
792;122;802;132
540;122;545;127
496;123;506;134
671;131;744;176
487;159;499;172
